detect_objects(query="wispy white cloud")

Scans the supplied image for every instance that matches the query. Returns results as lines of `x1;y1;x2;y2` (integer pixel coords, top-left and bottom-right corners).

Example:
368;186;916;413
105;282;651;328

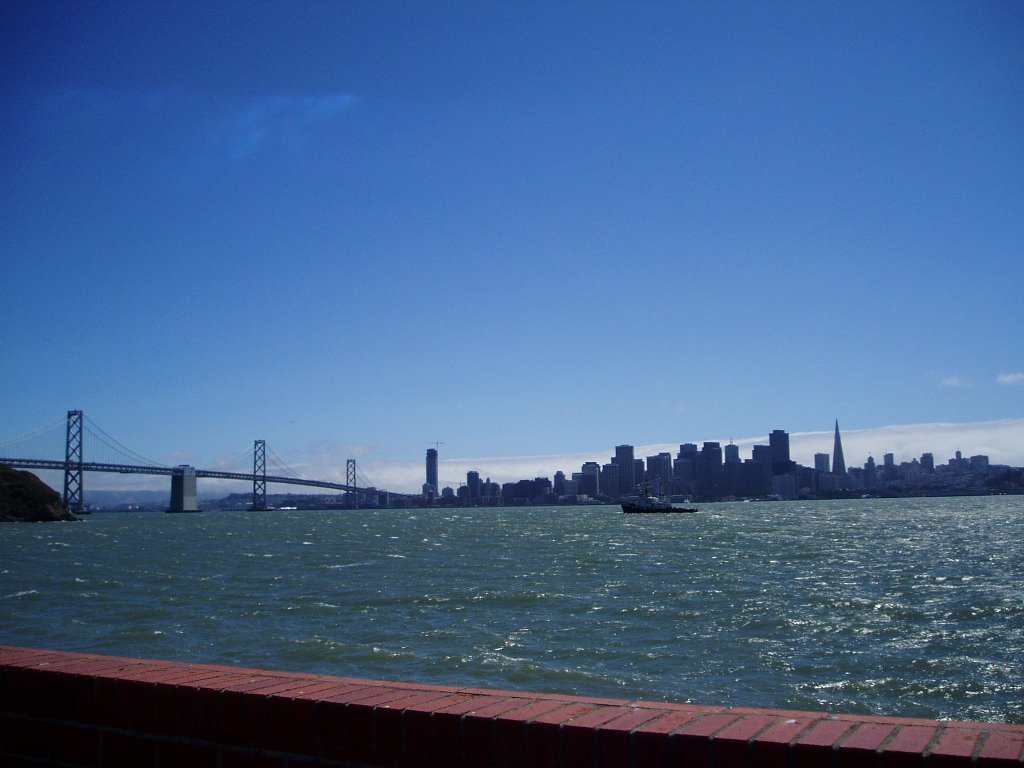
215;93;355;163
997;372;1024;386
938;376;970;389
33;86;357;177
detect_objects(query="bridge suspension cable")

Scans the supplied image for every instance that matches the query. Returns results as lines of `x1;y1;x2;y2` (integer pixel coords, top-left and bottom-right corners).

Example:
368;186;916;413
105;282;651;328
221;444;256;472
83;416;167;468
266;446;304;480
0;415;67;457
354;462;377;489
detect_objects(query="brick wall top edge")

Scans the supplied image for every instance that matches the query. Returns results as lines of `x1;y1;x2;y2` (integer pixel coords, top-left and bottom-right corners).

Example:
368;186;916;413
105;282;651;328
2;644;1022;740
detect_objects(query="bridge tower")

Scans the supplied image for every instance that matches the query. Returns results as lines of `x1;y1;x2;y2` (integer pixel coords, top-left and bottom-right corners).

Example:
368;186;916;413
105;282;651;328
63;410;85;513
252;440;267;511
346;459;357;508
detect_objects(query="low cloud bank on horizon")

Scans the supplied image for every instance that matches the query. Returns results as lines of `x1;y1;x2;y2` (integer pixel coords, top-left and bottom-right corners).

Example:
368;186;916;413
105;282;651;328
76;418;1023;497
359;418;1024;494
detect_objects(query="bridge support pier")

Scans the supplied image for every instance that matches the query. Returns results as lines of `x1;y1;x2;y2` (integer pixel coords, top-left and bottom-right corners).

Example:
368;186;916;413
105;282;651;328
168;466;199;513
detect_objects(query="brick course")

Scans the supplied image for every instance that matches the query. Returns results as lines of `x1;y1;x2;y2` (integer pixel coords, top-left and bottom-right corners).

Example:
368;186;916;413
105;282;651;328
1;646;1021;767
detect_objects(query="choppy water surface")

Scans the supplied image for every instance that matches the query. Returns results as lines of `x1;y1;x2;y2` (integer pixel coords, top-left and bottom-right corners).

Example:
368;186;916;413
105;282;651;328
2;497;1021;722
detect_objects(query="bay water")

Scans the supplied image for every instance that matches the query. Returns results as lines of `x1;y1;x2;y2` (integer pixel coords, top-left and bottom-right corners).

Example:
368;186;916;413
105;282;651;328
1;496;1021;723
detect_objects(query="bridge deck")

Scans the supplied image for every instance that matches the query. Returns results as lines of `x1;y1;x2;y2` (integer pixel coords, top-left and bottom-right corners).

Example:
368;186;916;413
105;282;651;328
0;458;412;498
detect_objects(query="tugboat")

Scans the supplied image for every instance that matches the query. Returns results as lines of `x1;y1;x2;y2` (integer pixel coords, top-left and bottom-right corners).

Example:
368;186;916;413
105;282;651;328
620;483;697;514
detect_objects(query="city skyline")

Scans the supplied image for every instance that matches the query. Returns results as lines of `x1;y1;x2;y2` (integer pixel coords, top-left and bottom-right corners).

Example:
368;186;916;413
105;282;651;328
16;415;1020;499
417;417;1024;499
2;3;1022;486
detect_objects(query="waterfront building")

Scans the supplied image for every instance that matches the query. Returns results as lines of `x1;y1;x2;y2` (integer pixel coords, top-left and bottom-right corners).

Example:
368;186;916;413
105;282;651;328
741;457;773;497
816;471;842;493
772;472;798;500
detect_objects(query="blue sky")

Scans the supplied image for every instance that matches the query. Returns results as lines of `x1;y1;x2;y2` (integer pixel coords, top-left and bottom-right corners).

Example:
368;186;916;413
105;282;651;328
2;2;1022;493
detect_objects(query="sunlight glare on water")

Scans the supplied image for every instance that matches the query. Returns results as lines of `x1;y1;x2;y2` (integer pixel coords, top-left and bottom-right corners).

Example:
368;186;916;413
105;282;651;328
1;496;1021;723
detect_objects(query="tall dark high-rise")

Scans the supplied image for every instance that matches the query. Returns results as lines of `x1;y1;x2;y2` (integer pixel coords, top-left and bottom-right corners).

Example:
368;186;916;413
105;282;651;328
769;429;793;475
695;442;723;501
580;461;601;497
467;470;481;501
832;420;846;475
425;448;438;494
614;445;636;496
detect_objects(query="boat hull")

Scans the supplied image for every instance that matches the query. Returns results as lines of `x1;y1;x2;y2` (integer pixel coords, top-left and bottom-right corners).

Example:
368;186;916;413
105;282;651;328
621;503;697;514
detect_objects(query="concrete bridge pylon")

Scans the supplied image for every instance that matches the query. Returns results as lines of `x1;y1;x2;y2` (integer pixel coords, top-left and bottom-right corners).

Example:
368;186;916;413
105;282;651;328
168;466;199;513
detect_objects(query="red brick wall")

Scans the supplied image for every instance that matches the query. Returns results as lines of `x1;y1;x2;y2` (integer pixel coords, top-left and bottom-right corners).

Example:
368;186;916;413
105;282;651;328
1;646;1021;767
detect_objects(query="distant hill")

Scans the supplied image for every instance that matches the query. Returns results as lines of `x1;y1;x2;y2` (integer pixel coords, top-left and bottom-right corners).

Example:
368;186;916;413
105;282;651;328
0;465;78;522
85;489;170;509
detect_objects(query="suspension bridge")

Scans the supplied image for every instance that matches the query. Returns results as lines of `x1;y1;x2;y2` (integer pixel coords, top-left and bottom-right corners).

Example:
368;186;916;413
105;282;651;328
0;411;412;512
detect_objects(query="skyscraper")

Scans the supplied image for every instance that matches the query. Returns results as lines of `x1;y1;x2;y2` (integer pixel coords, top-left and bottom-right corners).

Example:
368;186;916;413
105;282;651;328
815;453;831;473
467;470;481;501
601;462;619;498
425;448;438;495
695;442;723;501
832;420;846;475
646;452;673;495
580;461;601;497
615;445;635;497
724;443;740;464
769;429;793;475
